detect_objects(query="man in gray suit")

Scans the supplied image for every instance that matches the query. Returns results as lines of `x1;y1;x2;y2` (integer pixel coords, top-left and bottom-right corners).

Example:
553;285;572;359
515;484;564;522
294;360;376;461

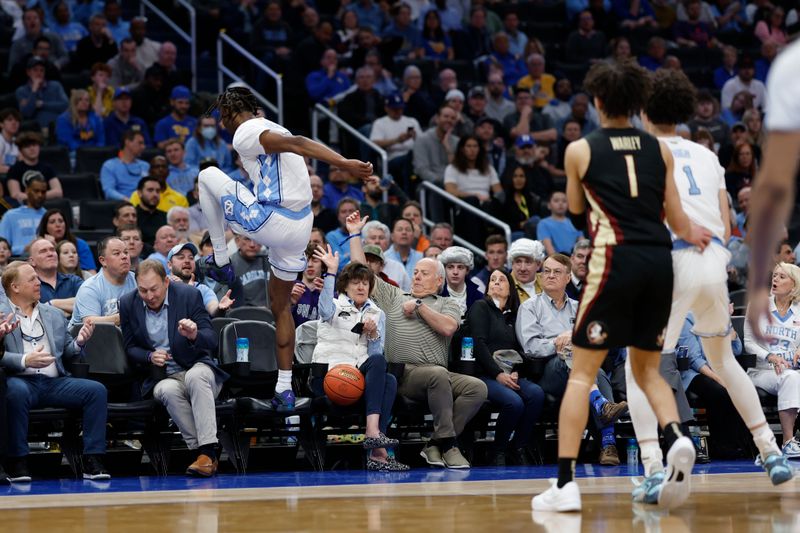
1;262;106;483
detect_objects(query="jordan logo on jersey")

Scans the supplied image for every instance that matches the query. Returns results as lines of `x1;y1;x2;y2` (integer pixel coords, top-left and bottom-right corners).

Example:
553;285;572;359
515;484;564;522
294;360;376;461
609;136;642;151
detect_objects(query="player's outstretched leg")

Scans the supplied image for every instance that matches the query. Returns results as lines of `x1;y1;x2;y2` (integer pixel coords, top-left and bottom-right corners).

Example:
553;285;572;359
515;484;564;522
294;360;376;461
198;166;236;285
628;347;695;510
269;273;298;412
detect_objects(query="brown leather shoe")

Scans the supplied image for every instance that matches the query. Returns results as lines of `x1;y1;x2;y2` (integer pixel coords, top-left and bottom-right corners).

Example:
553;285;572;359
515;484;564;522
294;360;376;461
599;445;620;466
186;454;218;477
598;400;628;426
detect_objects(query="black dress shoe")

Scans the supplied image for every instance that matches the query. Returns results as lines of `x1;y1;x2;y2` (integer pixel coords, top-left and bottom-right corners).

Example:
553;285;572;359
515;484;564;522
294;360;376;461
83;455;111;480
7;457;31;483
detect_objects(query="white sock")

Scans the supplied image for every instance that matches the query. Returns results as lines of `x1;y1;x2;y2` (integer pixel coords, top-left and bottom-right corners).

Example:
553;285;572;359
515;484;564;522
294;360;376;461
625;357;663;475
275;369;293;393
700;334;781;458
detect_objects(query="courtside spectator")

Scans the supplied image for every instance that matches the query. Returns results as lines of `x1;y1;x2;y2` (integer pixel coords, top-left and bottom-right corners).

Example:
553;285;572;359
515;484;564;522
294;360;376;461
363;244;401;287
88;63;114;118
326;198;360;272
714;46;738;90
120;259;226;477
471;234;509;293
322;166;364;210
542;79;576;125
475;116;506;176
566;239;591;299
438;89;474;139
69;237;136;328
420;10;454;60
362;220;411;291
1;261;107;483
231;234;271;308
383;3;423;59
502;9;527;58
155;41;191;89
364;50;398;97
101;130;149;200
439;246;483;319
401;201;430;253
508;238;544;302
291;243;324;326
167;242;234;316
537;191;583;255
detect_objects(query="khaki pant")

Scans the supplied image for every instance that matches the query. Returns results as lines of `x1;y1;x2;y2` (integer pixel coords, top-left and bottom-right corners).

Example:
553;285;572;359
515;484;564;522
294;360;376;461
399;365;487;440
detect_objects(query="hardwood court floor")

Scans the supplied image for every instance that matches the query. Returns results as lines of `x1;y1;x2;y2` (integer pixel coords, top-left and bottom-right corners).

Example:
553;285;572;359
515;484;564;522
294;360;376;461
1;464;799;532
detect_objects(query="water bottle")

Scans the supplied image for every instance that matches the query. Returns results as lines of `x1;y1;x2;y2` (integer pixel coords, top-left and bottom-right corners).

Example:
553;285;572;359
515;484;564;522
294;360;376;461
285;415;300;444
461;337;474;361
236;337;249;363
627;438;639;470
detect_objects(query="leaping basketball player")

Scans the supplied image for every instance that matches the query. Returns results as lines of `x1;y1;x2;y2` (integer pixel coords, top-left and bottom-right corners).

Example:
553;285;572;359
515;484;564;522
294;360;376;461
199;87;374;412
624;69;792;509
531;61;712;513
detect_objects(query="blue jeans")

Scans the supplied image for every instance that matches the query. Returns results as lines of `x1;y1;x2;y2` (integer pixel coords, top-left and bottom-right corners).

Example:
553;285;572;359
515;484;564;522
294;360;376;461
6;375;108;457
481;376;544;451
312;356;397;434
537;356;614;429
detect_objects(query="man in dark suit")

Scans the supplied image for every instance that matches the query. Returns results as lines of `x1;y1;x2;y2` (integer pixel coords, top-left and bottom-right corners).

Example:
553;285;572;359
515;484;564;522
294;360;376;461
0;261;106;483
120;259;227;477
566;239;590;300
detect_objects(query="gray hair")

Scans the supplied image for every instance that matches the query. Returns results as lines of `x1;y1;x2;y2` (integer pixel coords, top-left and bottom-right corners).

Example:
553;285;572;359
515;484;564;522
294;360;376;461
403;65;421;81
572;239;591;255
362;220;390;243
431;222;453;235
167;206;190;223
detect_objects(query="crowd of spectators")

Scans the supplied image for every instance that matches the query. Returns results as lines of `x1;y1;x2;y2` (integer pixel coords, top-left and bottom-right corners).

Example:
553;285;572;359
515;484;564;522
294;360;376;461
0;0;796;480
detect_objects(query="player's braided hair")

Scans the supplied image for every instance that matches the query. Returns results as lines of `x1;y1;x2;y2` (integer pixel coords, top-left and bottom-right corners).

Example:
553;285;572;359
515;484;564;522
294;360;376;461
206;86;259;118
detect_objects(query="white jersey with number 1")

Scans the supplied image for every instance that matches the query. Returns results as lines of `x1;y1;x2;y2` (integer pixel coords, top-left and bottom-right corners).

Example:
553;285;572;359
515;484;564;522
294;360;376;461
232;117;313;212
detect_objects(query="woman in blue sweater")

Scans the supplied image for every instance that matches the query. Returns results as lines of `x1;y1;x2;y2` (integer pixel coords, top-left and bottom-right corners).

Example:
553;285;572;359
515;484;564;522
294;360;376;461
184;116;234;173
55;89;105;151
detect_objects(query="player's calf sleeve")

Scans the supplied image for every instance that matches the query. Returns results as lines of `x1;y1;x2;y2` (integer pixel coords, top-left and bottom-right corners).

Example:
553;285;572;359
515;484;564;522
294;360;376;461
701;335;780;457
625;357;663;475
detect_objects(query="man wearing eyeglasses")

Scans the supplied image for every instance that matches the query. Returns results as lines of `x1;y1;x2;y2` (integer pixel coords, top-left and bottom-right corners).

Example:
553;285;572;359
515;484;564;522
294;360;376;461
0;261;106;483
516;253;627;466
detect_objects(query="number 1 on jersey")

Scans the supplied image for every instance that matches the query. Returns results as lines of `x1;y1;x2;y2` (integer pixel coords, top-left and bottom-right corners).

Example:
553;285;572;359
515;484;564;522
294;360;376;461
682;165;702;196
624;155;639;198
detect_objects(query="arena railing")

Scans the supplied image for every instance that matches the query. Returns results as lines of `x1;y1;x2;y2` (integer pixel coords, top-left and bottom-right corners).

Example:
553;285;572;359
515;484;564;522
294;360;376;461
140;0;196;92
311;103;389;195
418;181;512;256
217;31;283;125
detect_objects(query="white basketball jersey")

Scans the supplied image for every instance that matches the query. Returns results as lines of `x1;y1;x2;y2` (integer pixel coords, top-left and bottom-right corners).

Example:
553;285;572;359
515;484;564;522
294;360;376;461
765;40;800;132
662;136;726;242
232;117;313;212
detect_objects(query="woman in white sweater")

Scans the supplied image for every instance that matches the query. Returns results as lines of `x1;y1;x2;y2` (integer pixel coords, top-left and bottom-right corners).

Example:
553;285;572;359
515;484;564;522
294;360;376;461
310;245;409;471
744;262;800;457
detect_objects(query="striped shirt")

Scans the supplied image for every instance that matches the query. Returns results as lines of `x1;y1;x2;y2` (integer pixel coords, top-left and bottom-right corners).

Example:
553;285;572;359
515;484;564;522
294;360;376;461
371;278;461;367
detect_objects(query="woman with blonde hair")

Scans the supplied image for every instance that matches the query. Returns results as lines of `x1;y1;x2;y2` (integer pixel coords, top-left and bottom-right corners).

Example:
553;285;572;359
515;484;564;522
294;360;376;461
745;262;800;458
54;88;105;151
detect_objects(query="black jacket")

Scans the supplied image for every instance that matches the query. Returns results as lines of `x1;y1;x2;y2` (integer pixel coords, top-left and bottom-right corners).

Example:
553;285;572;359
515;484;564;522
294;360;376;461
466;298;520;378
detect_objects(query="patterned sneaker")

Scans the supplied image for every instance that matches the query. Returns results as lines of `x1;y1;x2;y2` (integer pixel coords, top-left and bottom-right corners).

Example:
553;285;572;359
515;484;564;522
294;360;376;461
203;256;235;285
363;433;400;450
631;471;666;504
272;389;296;412
531;479;582;512
763;454;795;485
367;456;411;471
782;437;800;458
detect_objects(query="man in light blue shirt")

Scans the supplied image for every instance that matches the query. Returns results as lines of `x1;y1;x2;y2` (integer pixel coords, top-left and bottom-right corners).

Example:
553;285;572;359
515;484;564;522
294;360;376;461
384;218;423;280
0;172;47;255
100;130;149;200
69;237;137;328
164;138;199;196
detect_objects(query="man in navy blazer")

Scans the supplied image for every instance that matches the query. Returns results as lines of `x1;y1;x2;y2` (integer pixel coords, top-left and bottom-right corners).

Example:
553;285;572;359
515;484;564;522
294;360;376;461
0;262;108;483
120;259;227;477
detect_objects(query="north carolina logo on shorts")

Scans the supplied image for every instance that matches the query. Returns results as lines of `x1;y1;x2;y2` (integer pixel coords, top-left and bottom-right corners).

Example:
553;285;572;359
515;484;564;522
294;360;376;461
587;321;608;345
223;199;234;216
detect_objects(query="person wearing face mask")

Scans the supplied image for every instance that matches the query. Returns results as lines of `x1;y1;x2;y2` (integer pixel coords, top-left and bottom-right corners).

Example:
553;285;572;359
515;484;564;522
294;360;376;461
185;116;234;174
309;246;408;471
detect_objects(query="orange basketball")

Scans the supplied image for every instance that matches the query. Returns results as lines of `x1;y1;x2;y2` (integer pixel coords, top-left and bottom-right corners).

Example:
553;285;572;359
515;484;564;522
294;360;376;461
323;365;365;406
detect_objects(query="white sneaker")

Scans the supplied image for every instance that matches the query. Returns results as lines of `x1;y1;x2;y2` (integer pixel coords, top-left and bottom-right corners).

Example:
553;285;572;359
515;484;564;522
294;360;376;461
531;479;582;512
782;437;800;459
658;436;695;510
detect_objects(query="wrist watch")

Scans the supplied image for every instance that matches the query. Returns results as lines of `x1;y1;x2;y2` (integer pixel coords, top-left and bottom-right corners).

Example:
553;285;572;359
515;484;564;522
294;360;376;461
414;299;423;316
